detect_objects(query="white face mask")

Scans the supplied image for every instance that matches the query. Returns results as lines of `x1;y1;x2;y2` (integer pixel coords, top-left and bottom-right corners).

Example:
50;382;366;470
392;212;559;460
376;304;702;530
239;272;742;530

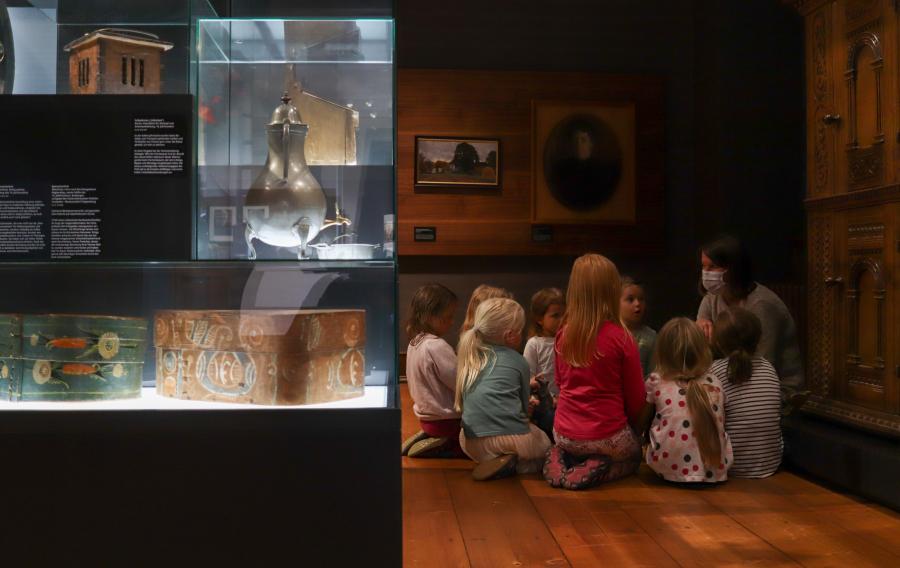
702;270;726;294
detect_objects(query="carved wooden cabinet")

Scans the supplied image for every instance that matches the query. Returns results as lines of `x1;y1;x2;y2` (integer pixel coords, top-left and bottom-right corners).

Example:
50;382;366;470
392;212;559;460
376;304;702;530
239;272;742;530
795;0;900;437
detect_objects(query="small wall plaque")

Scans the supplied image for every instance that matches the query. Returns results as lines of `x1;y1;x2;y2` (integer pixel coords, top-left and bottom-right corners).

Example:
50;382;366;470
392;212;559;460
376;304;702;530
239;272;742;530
531;225;553;242
414;226;436;242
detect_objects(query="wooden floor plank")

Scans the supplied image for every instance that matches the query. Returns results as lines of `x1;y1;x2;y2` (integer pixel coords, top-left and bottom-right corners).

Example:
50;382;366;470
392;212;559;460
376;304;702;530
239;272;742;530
699;474;900;567
624;499;799;568
445;471;570;567
531;495;680;567
403;469;471;568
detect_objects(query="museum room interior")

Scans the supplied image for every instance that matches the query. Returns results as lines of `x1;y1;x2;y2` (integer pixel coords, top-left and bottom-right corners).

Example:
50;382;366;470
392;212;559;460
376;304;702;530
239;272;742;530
0;0;897;565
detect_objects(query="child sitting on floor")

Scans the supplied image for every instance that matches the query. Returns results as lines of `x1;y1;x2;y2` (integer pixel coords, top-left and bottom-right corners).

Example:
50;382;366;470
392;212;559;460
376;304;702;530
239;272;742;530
711;308;783;478
460;284;513;334
620;276;657;376
402;283;464;458
543;254;646;490
456;297;551;481
644;317;733;483
523;287;565;439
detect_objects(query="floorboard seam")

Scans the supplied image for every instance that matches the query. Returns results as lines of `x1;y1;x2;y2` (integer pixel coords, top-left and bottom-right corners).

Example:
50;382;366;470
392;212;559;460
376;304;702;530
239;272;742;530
443;469;475;568
616;496;687;568
520;477;578;568
694;487;804;566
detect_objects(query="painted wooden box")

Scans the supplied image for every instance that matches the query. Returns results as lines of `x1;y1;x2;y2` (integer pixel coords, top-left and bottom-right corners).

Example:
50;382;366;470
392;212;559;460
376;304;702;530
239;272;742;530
154;309;366;405
0;314;148;401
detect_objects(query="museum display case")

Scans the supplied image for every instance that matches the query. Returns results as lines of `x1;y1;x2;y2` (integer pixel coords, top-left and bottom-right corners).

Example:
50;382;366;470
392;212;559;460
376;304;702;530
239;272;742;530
0;0;217;95
0;4;398;563
195;17;394;260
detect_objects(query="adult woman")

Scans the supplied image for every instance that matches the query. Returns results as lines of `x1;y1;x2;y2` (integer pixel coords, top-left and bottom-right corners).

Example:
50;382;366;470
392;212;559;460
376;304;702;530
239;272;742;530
696;235;804;389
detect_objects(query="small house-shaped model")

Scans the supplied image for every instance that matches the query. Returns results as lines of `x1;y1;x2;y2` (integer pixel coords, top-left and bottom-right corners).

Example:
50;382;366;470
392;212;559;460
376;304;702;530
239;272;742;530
63;28;173;95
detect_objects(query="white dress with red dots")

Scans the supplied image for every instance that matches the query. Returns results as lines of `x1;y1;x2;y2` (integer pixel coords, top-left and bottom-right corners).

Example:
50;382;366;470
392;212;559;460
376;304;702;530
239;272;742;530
644;372;734;483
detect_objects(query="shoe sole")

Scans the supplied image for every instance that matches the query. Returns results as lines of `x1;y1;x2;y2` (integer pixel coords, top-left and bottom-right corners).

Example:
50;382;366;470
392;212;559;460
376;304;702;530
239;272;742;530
472;454;518;481
407;436;450;458
401;430;429;456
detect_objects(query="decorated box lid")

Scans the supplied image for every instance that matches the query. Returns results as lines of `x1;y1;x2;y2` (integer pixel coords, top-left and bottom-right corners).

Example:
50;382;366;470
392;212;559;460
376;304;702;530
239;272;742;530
154;309;365;355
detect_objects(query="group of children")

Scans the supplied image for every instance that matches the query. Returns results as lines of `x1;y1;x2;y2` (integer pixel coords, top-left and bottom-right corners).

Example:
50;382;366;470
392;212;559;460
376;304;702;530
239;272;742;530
402;253;783;489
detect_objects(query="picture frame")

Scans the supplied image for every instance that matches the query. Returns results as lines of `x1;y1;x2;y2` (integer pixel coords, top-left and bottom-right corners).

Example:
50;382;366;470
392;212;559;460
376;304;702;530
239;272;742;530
532;100;636;224
414;136;500;188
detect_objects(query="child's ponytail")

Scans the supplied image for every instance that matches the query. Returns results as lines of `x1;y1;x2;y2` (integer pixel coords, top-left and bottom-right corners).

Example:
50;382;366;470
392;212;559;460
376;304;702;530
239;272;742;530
686;379;723;469
454;297;525;412
655;317;720;469
454;327;492;411
712;307;762;386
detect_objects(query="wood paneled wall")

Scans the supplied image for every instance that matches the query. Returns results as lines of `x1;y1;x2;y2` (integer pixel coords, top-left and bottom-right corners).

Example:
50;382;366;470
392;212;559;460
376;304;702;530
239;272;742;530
397;69;665;256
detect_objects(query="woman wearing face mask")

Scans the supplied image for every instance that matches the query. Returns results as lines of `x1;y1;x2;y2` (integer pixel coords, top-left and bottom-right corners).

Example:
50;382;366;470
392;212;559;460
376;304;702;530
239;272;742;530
696;235;804;390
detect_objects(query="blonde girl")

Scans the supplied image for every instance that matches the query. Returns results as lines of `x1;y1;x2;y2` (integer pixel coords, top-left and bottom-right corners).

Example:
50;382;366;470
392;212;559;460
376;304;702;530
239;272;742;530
543;254;646;490
402;283;463;458
456;298;551;481
644;317;733;483
460;284;513;334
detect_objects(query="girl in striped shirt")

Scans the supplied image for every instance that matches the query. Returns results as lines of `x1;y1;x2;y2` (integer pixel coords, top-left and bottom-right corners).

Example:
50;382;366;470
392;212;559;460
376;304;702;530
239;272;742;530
711;308;783;478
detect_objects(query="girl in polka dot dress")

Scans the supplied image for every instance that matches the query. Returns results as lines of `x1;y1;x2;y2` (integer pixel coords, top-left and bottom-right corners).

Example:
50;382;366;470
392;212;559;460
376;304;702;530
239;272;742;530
644;318;733;483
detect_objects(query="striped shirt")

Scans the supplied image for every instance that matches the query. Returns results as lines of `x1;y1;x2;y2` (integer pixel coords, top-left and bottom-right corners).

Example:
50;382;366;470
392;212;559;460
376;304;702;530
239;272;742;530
711;356;783;478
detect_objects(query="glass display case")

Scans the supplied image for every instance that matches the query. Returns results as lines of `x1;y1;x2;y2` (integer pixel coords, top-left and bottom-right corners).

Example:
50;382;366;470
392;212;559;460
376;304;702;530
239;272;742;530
0;15;396;410
195;17;394;260
1;0;217;95
0;5;398;564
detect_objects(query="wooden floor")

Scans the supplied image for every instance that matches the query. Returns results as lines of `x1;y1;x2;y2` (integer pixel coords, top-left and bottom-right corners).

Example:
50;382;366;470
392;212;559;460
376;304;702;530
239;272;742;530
401;385;900;567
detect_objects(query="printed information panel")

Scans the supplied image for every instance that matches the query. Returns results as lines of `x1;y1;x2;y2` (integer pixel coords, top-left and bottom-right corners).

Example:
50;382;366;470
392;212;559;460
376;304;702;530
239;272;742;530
0;95;192;260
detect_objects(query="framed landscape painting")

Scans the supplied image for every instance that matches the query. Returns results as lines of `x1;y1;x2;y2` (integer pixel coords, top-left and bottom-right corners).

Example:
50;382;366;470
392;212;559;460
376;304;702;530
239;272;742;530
415;136;500;187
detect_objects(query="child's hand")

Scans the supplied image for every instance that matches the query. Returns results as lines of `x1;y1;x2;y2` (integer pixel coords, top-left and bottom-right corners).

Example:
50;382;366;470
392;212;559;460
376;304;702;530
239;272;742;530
530;372;545;392
696;318;713;341
528;395;540;417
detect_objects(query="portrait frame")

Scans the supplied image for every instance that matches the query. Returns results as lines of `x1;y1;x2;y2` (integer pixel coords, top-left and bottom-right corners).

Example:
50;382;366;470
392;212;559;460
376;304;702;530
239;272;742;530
414;136;501;188
531;100;637;225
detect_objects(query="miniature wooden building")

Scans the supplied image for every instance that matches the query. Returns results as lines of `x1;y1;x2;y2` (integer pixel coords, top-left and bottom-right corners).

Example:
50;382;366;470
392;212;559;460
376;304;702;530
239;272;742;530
63;28;173;95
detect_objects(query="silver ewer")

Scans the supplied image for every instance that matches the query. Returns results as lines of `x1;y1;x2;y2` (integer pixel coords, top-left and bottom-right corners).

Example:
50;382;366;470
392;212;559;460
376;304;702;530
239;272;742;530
244;93;350;259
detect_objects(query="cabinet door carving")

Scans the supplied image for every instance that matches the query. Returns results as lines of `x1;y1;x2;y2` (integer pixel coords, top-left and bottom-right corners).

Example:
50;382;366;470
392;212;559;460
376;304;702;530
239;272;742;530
808;213;837;397
808;4;836;197
841;222;889;410
845;28;885;189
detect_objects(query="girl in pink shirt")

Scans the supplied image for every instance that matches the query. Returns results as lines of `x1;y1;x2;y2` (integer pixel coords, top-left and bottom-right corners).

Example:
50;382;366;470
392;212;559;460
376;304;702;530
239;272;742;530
543;254;646;490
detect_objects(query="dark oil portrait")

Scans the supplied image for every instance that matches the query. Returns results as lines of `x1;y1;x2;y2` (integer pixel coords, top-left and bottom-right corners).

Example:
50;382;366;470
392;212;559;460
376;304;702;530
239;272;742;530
542;114;623;210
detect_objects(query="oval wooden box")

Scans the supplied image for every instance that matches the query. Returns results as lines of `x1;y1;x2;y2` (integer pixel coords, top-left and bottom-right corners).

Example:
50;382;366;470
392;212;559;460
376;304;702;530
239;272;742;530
0;314;148;401
154;309;366;405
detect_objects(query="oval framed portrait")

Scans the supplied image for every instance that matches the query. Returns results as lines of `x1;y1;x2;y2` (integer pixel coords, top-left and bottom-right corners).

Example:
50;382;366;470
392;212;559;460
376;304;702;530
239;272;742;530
532;101;636;224
542;114;622;210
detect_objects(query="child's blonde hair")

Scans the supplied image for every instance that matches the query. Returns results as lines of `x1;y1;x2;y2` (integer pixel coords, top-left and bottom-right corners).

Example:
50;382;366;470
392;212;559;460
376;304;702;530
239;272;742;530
559;254;622;367
654;317;721;469
529;287;565;337
461;284;513;333
454;297;525;411
405;283;458;341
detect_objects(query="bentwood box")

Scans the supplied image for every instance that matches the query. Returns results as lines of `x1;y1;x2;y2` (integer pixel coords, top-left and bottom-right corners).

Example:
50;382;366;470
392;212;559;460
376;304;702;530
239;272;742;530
0;314;148;401
153;309;366;405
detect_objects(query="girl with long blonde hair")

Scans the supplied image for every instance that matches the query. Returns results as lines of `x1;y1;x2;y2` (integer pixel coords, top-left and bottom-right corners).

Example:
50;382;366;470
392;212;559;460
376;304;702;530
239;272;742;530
455;298;551;481
543;254;647;490
644;318;733;483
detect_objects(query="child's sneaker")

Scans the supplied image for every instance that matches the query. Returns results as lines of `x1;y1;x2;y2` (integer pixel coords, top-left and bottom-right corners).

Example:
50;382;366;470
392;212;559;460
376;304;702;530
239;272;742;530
543;446;568;488
561;455;611;490
401;430;429;456
472;454;518;481
408;436;450;458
